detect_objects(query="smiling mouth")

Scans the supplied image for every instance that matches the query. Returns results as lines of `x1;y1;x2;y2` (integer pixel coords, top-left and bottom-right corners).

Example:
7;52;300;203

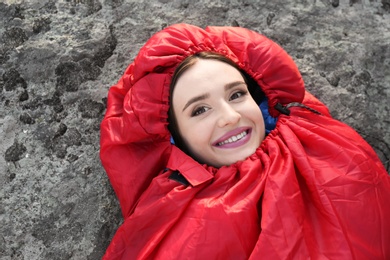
216;130;248;146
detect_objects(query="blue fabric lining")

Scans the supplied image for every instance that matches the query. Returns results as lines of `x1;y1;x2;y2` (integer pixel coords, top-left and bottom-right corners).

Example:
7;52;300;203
260;98;278;134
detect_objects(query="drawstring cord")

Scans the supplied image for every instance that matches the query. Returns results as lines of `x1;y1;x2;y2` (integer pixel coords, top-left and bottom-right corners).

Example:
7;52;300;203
275;102;322;115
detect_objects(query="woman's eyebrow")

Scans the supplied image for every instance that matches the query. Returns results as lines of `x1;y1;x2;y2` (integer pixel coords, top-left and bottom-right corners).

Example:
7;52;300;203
182;93;210;112
225;81;246;91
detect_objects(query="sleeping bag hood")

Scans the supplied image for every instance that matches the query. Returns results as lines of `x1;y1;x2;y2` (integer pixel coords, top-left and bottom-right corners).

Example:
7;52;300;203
100;24;390;259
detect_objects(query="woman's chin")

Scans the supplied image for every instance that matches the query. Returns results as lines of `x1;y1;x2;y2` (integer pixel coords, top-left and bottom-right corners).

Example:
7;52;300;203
215;148;258;167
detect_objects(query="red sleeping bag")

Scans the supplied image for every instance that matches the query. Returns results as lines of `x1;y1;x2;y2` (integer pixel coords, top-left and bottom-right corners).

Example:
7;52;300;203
100;23;390;259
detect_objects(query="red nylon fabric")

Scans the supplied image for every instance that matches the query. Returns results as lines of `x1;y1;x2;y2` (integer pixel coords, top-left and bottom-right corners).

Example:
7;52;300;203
100;24;390;259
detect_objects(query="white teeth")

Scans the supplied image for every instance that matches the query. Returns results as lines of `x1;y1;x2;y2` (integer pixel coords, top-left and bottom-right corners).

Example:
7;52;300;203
217;131;247;146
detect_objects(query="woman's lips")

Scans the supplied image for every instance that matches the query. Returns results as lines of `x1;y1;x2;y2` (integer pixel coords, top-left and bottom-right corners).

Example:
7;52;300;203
213;127;252;149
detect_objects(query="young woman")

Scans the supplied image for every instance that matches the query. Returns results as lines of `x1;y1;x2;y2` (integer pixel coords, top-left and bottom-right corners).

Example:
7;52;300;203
100;23;390;259
168;52;267;167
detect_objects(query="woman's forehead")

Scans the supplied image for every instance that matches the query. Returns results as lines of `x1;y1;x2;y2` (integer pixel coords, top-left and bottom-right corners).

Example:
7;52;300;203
174;59;244;90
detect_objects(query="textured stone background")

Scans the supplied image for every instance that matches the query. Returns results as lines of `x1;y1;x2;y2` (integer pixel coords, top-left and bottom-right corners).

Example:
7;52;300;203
0;0;389;259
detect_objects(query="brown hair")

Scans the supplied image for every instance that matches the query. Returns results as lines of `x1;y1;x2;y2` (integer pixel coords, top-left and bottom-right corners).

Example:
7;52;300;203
168;52;264;154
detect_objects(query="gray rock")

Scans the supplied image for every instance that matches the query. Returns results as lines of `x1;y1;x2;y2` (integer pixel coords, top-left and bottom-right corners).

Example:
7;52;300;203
0;0;389;259
4;141;26;162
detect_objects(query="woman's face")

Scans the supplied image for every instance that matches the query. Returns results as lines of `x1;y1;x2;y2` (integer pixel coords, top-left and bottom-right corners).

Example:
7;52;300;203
172;59;265;167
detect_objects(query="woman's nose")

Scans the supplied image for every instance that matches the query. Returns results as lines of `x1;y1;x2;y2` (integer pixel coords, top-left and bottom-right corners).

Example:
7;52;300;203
217;103;241;128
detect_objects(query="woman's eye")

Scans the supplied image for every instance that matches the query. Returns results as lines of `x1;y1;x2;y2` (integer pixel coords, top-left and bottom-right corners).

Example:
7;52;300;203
230;90;247;100
191;106;209;116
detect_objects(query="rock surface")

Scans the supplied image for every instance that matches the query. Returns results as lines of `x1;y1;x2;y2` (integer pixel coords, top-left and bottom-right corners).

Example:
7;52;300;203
0;0;389;259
